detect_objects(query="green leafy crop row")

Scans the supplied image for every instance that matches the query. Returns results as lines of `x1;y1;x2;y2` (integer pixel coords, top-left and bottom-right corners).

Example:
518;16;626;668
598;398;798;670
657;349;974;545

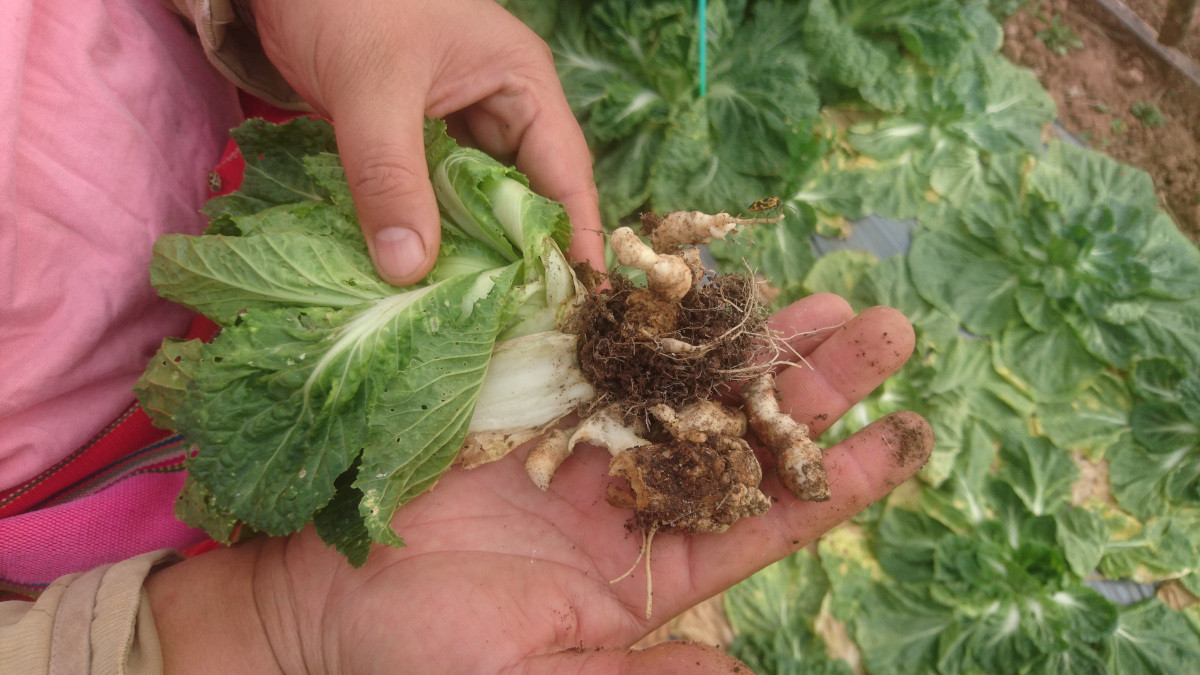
498;0;1200;672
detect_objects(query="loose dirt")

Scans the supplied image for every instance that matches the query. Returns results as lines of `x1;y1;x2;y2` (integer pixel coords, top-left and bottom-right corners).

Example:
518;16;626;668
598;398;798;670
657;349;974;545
609;435;770;534
574;270;766;417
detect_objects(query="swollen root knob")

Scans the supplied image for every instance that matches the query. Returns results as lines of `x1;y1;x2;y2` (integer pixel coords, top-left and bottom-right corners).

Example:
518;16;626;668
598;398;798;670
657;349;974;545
647;211;783;251
610;227;693;302
743;372;830;502
608;435;770;534
525;429;571;491
649;401;747;444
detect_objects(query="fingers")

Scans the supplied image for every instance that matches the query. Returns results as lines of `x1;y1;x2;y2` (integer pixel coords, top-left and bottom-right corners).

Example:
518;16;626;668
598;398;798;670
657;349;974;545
512;101;605;273
424;5;604;272
715;411;931;562
258;0;601;284
642;412;932;624
250;1;442;286
596;305;926;621
333;100;443;286
753;411;933;542
760;293;855;366
775;305;916;436
337;19;603;282
454;90;604;272
520;641;748;675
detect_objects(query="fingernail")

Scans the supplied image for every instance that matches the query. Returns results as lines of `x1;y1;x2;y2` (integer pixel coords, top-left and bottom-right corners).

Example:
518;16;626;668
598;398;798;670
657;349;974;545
373;227;425;282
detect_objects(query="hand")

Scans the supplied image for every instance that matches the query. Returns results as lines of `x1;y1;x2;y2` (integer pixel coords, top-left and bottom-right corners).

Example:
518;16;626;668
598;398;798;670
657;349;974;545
248;0;605;285
147;294;933;673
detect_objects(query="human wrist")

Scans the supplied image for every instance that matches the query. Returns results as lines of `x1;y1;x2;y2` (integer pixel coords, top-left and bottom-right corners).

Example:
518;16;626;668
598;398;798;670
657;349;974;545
146;537;291;674
249;533;344;673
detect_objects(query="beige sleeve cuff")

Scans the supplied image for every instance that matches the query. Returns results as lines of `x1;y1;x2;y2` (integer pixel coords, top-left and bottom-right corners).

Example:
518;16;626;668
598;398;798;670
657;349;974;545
0;550;181;674
159;0;311;110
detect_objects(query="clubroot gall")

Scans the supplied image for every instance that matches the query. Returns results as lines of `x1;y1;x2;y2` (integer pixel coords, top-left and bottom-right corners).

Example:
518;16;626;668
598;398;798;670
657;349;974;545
517;209;831;617
136;120;835;610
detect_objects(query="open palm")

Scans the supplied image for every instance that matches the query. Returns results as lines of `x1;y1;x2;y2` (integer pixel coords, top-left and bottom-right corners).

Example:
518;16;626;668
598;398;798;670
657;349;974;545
244;294;932;673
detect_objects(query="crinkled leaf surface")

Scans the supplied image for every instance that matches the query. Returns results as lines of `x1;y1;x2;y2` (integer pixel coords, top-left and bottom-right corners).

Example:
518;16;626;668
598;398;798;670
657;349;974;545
142;118;571;560
1034;371;1131;460
554;0;819;222
1097;502;1200;582
820;523;886;621
802;249;878;299
203;117;338;221
850;254;960;349
151;231;393;326
843;54;1053;221
133;337;203;430
849;584;951;675
1053;504;1109;578
354;267;522;545
1028;141;1159;217
1101;599;1200;673
993;321;1104;403
175;474;240;545
313;457;373;566
994;434;1078;517
908;226;1021;336
726;551;852;675
857;493;1120;675
177;304;377;535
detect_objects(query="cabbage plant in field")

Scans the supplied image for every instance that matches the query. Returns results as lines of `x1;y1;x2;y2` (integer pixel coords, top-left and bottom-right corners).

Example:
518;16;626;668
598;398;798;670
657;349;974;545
553;0;821;224
908;142;1200;402
1109;358;1200;520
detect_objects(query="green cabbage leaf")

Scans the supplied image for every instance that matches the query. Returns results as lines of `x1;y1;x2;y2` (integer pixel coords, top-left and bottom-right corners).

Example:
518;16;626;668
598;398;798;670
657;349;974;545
136;118;583;564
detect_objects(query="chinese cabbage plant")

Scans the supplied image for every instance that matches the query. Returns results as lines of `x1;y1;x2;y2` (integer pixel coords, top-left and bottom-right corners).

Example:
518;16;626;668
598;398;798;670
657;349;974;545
138;118;589;564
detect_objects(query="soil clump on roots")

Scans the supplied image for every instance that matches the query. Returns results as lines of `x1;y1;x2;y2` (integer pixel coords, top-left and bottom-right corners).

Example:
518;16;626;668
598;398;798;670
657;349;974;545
572;269;767;421
607;435;771;535
528;210;835;617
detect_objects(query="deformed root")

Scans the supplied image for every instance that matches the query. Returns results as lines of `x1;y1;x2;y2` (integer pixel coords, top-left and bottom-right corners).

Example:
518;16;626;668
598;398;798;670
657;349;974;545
642;210;782;251
648;400;746;443
743;372;830;502
525;208;811;616
524;429;570;491
605;430;768;617
608;434;770;535
610;227;693;302
610;210;782;303
524;406;649;490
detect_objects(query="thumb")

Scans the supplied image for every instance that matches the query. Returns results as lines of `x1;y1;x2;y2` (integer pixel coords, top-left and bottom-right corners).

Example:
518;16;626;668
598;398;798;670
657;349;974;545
521;641;753;674
333;101;441;287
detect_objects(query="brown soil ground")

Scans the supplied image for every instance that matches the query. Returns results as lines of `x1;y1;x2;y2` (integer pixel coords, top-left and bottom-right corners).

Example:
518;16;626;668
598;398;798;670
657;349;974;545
1004;0;1200;242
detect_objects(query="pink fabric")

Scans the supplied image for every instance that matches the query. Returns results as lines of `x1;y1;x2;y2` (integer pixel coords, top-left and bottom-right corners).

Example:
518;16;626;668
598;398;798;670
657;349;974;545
0;470;206;589
0;0;243;491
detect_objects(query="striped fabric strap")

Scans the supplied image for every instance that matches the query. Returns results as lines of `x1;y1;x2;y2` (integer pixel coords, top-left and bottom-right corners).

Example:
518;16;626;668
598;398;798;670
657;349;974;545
0;317;219;601
0;315;218;519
